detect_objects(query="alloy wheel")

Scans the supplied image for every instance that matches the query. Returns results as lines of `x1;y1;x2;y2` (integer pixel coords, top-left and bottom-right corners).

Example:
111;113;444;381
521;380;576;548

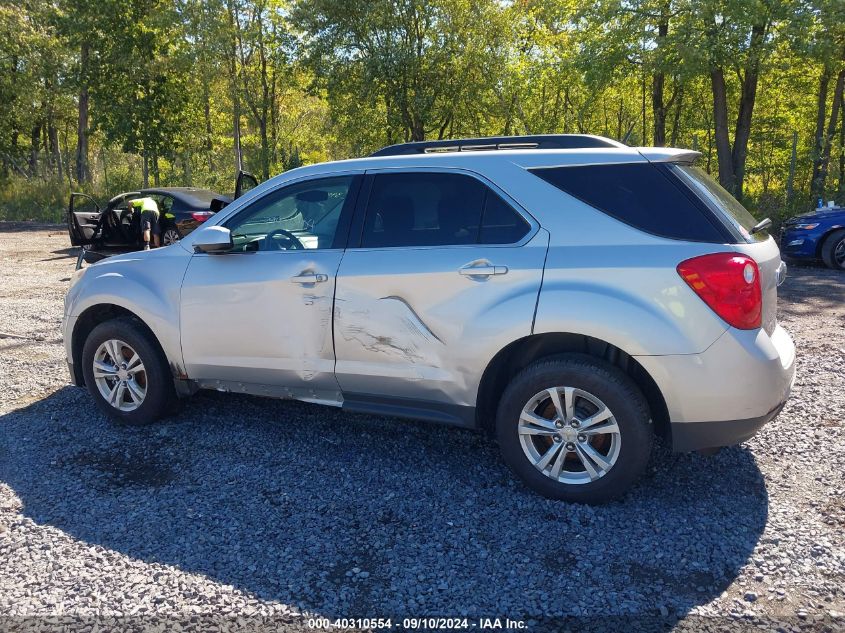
518;387;621;484
92;339;147;412
162;228;180;245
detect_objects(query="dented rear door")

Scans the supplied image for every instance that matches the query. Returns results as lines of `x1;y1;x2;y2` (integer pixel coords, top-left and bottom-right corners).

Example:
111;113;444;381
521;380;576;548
332;169;548;414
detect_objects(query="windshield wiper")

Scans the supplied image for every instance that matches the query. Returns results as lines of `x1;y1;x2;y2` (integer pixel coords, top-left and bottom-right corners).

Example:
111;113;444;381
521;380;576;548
750;218;772;235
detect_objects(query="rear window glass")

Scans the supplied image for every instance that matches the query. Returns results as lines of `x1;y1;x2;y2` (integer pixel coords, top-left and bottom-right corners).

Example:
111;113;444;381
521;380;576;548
671;165;766;242
529;163;726;242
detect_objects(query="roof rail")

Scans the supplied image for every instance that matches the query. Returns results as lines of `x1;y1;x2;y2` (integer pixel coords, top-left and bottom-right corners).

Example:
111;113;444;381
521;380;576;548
370;134;625;157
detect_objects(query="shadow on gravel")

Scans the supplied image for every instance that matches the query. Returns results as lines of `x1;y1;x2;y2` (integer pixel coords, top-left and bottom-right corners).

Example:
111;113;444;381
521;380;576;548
778;262;845;315
0;386;768;619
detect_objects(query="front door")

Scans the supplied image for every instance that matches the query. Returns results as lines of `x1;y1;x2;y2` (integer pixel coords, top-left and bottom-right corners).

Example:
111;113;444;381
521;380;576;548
180;174;361;404
68;193;101;246
333;170;548;416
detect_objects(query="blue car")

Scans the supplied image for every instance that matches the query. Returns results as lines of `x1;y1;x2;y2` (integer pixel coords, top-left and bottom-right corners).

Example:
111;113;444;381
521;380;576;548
780;207;845;270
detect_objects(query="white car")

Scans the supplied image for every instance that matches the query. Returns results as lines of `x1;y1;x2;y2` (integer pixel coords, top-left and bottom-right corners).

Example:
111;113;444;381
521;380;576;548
62;134;796;503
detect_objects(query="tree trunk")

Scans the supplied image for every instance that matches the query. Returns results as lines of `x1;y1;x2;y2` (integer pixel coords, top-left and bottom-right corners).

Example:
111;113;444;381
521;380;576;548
787;131;798;205
227;0;243;172
839;104;845;202
184;151;192;186
101;145;109;190
651;19;669;146
62;122;73;185
142;151;149;188
641;68;647;144
812;68;845;200
29;123;41;177
710;67;735;192
670;86;683;147
49;120;62;184
203;81;213;172
76;43;91;184
730;23;766;201
810;66;832;198
259;118;269;181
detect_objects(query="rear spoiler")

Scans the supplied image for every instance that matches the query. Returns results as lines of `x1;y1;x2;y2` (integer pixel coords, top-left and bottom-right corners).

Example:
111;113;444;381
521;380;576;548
637;148;702;164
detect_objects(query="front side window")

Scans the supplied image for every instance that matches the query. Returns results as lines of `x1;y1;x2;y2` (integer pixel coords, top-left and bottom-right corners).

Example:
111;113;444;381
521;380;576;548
360;172;530;248
225;176;354;251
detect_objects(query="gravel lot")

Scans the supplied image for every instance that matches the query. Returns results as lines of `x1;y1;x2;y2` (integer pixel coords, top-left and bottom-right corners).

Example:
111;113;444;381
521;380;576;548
1;223;844;631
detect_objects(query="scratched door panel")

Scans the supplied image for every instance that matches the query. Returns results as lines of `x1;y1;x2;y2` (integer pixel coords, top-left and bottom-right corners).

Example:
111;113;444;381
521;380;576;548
333;230;549;408
180;250;343;396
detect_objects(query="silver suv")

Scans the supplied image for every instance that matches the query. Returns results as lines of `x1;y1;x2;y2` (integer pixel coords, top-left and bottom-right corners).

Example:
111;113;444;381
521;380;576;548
62;135;796;503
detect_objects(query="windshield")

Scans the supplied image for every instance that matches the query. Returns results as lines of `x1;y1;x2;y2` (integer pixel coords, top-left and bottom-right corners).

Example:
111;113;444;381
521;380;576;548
671;165;767;242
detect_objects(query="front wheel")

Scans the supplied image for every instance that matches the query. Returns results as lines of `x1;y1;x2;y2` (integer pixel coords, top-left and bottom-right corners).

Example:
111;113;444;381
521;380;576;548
81;317;176;425
496;355;653;503
821;229;845;270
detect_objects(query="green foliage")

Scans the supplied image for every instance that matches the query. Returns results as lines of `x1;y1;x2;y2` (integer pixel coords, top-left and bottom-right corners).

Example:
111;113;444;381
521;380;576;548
2;0;845;222
0;178;70;223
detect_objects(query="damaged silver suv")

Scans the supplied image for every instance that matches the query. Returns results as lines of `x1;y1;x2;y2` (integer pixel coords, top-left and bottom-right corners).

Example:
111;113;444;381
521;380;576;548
62;135;796;503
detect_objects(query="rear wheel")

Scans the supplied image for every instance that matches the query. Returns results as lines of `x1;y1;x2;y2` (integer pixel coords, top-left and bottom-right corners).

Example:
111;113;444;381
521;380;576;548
496;355;653;503
162;226;181;245
81;317;176;425
821;229;845;270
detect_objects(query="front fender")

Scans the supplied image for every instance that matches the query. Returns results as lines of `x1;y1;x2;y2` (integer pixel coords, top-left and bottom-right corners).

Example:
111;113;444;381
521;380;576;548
66;249;189;374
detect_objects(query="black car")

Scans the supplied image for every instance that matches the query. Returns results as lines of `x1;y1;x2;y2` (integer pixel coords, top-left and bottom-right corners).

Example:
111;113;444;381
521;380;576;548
68;172;258;266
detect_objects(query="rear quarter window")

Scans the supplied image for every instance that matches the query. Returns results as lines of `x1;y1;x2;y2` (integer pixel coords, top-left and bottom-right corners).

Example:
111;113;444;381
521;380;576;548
529;163;728;243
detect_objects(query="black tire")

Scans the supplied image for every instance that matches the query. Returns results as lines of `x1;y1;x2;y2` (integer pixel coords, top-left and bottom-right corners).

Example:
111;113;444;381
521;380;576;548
821;229;845;270
81;317;176;425
495;354;653;504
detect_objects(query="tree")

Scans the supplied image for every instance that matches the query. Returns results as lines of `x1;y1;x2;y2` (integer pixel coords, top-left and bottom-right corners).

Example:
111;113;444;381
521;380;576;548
291;0;504;149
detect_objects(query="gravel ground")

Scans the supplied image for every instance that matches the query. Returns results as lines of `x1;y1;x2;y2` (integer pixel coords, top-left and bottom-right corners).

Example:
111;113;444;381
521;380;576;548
1;223;844;632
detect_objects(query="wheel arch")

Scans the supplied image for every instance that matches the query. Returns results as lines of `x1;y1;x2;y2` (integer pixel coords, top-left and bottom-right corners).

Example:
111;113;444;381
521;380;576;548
815;225;845;258
71;304;171;388
476;332;670;442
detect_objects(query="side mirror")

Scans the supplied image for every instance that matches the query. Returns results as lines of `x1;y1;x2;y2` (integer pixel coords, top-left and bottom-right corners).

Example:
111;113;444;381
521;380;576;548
193;225;233;253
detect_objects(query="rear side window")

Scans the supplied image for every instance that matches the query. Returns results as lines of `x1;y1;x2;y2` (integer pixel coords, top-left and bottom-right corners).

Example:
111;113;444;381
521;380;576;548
530;163;726;242
480;193;531;244
361;172;530;247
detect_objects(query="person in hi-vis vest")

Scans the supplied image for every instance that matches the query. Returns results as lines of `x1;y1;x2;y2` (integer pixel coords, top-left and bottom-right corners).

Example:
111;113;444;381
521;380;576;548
129;197;160;249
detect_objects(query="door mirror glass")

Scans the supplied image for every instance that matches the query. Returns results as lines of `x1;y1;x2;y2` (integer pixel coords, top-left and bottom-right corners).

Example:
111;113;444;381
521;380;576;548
193;225;233;253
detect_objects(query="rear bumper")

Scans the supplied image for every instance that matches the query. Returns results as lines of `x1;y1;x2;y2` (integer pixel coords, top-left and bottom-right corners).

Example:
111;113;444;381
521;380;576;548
670;400;787;452
636;324;796;452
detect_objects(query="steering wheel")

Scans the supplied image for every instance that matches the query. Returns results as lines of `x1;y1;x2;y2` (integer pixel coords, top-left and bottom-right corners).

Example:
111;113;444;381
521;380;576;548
264;228;305;251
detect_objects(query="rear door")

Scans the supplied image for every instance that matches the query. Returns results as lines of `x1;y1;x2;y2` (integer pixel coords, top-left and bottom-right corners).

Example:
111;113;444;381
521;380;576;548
332;169;548;418
67;193;101;246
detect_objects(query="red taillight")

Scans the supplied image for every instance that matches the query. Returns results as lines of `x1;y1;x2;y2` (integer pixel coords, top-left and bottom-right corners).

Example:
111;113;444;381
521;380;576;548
677;253;762;330
191;211;214;223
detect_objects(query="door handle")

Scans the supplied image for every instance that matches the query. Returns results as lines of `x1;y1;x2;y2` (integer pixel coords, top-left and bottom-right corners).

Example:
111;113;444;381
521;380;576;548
459;264;508;277
290;273;328;284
